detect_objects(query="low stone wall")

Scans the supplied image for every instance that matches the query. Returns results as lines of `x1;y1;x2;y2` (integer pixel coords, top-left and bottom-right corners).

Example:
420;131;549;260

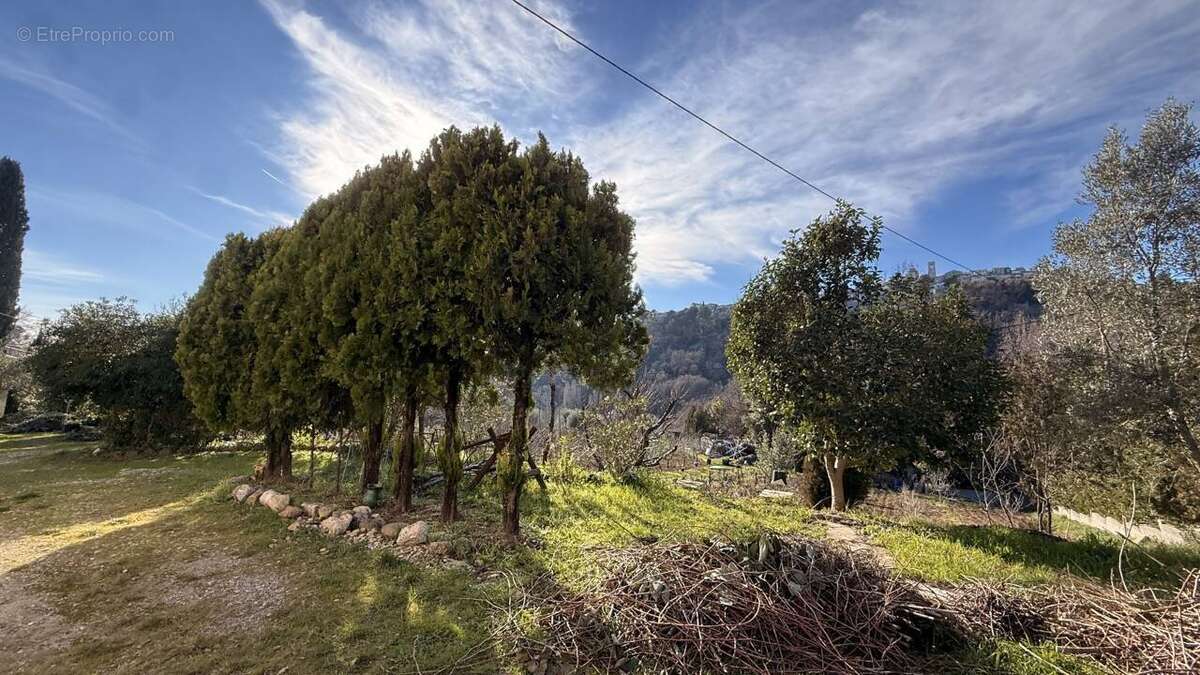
229;479;471;568
1054;506;1199;546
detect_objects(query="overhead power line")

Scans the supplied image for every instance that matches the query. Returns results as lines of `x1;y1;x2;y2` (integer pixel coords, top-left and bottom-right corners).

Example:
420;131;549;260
508;0;1040;323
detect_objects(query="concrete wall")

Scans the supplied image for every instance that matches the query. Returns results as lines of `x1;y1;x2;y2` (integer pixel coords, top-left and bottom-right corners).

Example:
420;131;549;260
1055;506;1199;546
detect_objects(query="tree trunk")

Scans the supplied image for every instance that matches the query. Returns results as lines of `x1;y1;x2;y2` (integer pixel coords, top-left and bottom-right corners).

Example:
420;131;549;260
544;379;557;463
823;453;847;512
798;455;819;507
360;419;384;490
393;391;418;512
264;427;293;479
503;364;533;539
440;368;463;523
308;428;316;487
0;388;9;417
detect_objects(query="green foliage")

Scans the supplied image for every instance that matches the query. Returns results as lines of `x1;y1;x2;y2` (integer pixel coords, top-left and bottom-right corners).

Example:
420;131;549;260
728;202;1001;508
462;129;646;534
176;233;273;433
1036;99;1200;476
0;157;28;342
28;298;209;449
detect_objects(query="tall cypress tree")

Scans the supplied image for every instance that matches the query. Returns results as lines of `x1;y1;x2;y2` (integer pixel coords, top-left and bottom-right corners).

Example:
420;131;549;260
471;133;645;538
0;157;30;341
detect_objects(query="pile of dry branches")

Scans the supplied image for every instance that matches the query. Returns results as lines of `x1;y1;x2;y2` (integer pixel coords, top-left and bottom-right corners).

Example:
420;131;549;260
513;536;946;674
925;571;1200;673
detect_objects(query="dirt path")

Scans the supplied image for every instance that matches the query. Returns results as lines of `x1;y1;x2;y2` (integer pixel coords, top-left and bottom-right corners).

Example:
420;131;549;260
820;516;895;569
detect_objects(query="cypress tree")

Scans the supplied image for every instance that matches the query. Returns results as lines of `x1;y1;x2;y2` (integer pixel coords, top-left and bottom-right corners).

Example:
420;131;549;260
0;157;29;341
177;230;300;476
471;133;645;538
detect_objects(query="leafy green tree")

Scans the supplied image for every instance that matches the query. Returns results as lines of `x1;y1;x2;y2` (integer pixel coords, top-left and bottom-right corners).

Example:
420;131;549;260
313;152;433;492
728;203;999;509
177;231;298;476
249;210;354;480
418;127;515;522
470;132;645;537
1036;99;1200;474
0;157;29;342
30;298;208;449
863;274;1003;469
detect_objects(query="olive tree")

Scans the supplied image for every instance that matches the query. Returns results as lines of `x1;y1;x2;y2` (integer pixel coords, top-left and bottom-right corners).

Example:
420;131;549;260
1037;99;1200;474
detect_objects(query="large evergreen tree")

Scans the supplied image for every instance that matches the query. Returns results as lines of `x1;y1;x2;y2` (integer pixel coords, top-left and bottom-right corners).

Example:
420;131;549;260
470;132;645;537
177;230;299;476
249;206;354;479
0;157;29;341
419;127;512;522
315;152;430;491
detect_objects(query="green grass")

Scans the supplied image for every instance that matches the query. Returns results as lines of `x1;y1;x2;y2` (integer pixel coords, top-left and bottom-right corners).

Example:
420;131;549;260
942;640;1108;674
868;519;1200;590
3;433;1196;674
524;474;819;584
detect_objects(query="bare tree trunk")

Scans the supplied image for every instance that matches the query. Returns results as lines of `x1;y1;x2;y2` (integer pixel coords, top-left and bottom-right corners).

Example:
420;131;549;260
440;368;463;523
335;441;344;495
544;379;557;463
503;363;533;539
308;428;316;488
823;453;847;512
393;391;418;512
798;455;819;507
359;419;384;490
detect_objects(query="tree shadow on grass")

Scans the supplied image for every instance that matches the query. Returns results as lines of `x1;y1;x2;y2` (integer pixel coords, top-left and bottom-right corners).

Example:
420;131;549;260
908;521;1200;591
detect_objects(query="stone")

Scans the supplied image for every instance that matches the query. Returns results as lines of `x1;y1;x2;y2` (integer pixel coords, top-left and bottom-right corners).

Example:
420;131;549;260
351;510;372;529
317;505;336;519
381;522;404;539
396;520;429;547
352;505;371;516
258;489;279;507
320;513;354;537
232;484;255;503
301;503;321;518
363;516;384;532
262;492;291;512
288;520;302;532
279;505;302;519
229;475;251;484
246;489;264;505
427;541;452;557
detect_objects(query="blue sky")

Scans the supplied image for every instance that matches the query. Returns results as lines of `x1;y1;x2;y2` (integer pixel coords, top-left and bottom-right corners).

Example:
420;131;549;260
2;0;1199;320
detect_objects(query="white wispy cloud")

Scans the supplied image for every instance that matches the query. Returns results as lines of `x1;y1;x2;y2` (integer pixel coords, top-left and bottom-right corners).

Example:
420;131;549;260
16;250;112;323
28;186;218;242
257;0;582;199
260;0;1200;286
0;57;142;147
189;187;294;228
21;249;106;285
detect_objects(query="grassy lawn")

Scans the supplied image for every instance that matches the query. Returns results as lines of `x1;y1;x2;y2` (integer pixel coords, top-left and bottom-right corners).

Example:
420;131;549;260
3;433;1191;673
866;514;1200;590
0;434;821;673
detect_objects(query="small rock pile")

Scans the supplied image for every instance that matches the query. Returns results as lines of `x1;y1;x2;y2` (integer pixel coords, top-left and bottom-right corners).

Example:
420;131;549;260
230;480;463;565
